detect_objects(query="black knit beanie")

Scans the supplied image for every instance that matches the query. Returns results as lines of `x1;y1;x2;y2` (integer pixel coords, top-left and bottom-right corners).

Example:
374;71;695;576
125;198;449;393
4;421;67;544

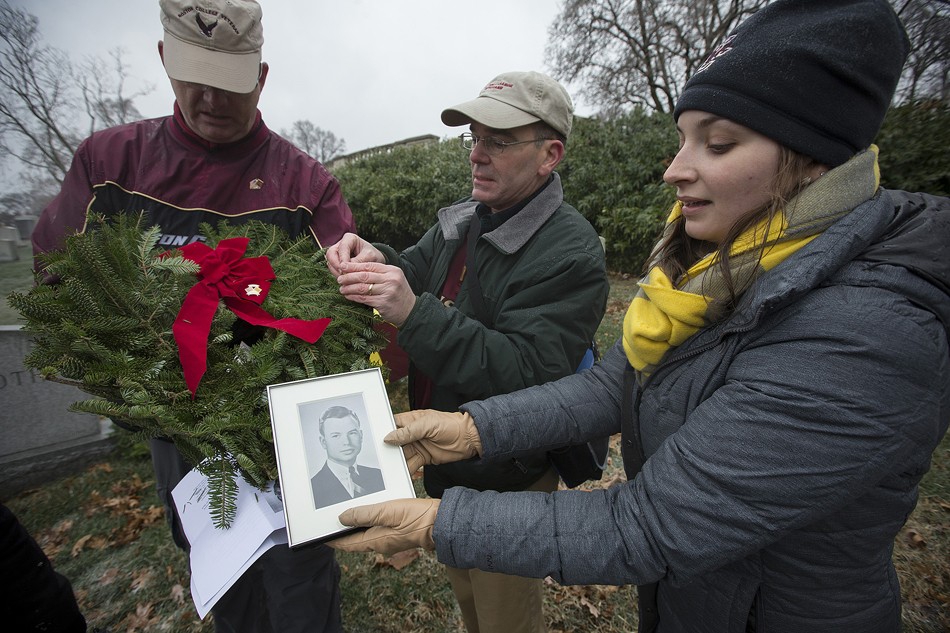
673;0;910;166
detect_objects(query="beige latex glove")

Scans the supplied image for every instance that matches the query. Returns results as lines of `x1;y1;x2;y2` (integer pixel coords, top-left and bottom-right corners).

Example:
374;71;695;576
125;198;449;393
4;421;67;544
329;498;440;555
385;409;483;473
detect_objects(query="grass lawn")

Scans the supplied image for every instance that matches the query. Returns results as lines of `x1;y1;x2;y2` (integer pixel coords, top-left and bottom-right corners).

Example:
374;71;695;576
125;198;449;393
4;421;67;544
5;272;949;632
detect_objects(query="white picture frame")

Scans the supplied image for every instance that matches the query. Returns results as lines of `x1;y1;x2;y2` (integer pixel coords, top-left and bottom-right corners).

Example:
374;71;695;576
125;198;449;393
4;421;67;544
267;367;415;548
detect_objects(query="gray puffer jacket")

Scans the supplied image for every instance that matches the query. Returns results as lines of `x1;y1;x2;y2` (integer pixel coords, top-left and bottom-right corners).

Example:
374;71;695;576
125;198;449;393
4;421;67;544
435;189;950;633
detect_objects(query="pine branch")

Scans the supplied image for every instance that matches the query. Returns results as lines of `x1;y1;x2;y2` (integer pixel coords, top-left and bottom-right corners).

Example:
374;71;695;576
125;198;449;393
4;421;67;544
201;454;239;529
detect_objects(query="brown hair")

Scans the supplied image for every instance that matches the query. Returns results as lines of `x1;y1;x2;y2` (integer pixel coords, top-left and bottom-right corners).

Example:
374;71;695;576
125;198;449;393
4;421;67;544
647;147;817;312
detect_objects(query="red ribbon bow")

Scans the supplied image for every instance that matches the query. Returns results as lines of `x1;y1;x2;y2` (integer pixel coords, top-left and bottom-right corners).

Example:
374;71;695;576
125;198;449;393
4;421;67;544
172;237;330;397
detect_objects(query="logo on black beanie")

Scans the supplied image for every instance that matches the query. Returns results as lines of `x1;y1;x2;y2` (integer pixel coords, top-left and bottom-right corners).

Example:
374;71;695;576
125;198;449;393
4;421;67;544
696;34;737;75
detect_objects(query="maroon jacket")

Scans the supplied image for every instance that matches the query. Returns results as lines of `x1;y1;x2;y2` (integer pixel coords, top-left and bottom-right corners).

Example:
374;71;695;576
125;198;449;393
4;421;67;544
33;105;355;258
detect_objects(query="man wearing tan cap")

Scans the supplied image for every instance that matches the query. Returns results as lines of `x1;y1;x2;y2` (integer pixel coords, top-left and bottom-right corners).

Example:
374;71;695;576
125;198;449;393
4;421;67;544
32;1;353;631
326;71;608;633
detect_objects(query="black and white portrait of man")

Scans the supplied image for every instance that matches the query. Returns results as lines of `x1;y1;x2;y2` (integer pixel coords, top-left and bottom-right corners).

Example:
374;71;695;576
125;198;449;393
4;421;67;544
304;399;385;510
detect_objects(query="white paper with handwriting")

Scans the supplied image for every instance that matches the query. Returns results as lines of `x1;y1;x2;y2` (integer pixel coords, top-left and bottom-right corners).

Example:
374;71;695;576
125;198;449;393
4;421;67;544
172;466;287;618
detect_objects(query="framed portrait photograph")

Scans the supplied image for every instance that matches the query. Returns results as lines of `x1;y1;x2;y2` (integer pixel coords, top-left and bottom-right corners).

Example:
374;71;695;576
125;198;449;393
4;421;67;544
267;367;416;548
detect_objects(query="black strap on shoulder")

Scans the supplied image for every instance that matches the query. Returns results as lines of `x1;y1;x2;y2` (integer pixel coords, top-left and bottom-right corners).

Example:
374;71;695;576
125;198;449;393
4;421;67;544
465;212;492;326
620;363;646;476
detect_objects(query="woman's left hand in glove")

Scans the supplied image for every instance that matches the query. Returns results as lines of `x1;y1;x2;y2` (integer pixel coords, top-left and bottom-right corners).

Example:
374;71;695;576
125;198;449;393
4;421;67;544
328;498;440;555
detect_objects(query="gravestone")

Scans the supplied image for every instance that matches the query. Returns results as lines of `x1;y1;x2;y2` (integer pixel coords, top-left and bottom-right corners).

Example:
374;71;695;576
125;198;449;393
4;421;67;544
0;326;114;497
0;240;17;262
14;216;36;241
0;226;19;261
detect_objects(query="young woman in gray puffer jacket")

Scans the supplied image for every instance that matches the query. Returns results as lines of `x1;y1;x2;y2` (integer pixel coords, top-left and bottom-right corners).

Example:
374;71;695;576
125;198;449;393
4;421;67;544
330;1;950;631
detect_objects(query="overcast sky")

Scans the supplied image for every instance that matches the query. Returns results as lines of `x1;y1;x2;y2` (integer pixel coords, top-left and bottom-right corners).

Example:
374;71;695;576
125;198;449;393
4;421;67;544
17;0;593;157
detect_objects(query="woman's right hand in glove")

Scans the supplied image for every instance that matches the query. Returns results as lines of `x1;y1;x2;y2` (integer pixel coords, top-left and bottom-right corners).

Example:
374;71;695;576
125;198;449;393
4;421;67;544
385;410;483;473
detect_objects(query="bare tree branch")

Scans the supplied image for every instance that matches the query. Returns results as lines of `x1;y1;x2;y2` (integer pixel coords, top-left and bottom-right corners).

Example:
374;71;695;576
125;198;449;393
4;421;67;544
547;0;950;115
0;2;77;180
281;120;346;163
79;49;153;133
893;0;950;103
546;0;766;116
0;0;152;187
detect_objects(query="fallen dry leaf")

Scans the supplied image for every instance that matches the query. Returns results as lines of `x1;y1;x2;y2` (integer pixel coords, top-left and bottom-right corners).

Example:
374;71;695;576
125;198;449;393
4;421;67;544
87;490;139;517
70;532;110;556
605;300;629;315
144;505;165;522
581;595;601;618
37;518;75;559
130;569;153;593
99;567;121;585
904;528;927;549
111;474;147;497
170;583;186;604
85;491;104;517
373;549;421;570
109;505;165;546
122;602;159;632
89;536;110;550
71;534;93;557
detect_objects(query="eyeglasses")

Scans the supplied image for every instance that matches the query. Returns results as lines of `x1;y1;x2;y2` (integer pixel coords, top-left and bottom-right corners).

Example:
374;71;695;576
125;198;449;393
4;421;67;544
459;132;554;155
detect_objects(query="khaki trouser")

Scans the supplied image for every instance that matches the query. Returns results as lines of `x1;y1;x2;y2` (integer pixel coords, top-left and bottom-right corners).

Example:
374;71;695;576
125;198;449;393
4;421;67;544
444;467;560;633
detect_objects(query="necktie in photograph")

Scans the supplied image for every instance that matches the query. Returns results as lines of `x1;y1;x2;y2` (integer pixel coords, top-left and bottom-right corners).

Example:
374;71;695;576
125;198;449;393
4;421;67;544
350;467;366;497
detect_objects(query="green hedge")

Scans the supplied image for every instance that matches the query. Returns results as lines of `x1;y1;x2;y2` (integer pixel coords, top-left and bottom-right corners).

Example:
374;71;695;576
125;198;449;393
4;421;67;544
333;102;948;273
335;140;471;252
877;100;950;196
561;111;678;272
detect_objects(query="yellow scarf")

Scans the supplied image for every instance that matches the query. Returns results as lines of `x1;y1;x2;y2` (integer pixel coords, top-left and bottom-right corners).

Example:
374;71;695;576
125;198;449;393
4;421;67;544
623;147;881;376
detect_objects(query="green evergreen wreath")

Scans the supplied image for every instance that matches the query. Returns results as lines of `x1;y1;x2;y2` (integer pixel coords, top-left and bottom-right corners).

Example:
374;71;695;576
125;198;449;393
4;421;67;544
8;213;386;528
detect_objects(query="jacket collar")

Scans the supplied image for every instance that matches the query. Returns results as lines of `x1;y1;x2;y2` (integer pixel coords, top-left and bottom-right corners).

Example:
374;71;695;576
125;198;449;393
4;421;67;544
724;190;892;332
436;172;565;254
169;103;269;155
689;188;950;350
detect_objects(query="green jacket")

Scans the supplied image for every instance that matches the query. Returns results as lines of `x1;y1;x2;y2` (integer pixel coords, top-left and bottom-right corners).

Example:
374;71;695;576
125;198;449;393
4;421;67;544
377;173;609;496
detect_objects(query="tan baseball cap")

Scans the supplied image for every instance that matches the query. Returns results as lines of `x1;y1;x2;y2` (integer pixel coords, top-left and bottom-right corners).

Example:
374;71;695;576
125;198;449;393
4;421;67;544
441;71;574;138
160;0;264;94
